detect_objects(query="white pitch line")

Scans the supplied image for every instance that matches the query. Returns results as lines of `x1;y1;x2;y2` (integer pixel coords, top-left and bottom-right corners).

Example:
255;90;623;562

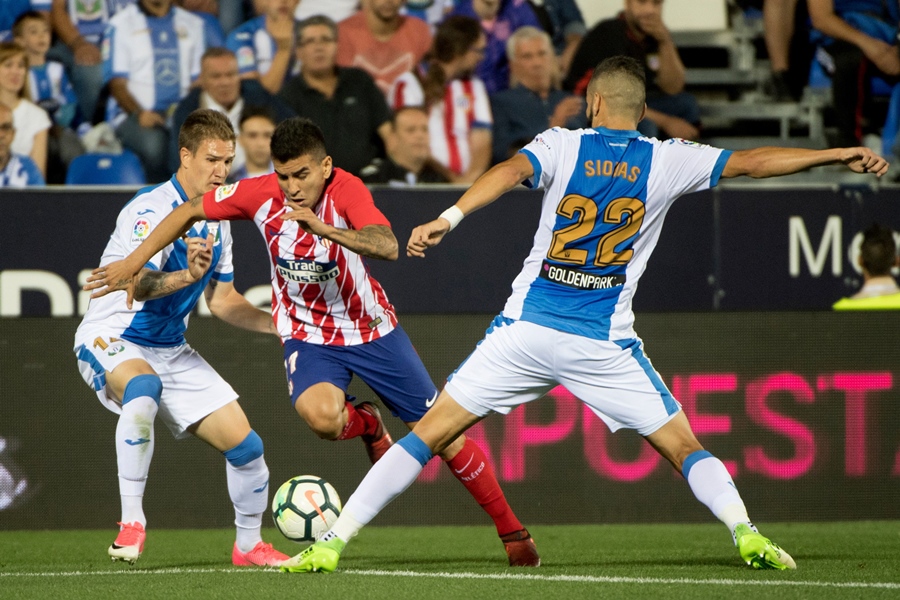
0;567;898;590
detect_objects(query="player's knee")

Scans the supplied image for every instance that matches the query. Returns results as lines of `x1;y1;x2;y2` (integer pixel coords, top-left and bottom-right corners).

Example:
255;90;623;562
223;430;264;466
295;396;344;440
122;374;162;406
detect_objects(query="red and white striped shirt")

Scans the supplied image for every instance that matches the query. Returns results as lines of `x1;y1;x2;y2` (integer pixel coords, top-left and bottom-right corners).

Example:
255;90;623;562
389;71;492;175
203;169;398;346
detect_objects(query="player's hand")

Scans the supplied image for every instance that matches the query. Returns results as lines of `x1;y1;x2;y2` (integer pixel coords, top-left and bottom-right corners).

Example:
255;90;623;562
281;201;328;235
407;219;450;258
840;147;889;177
83;259;140;307
185;234;214;282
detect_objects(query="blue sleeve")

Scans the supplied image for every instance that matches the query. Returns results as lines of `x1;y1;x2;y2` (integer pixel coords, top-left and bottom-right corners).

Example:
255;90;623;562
709;150;732;187
518;148;542;189
23;157;45;186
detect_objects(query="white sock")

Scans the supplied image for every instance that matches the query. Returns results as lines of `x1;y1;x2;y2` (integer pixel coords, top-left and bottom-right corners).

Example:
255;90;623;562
683;451;757;543
116;395;157;526
329;442;427;543
226;454;268;553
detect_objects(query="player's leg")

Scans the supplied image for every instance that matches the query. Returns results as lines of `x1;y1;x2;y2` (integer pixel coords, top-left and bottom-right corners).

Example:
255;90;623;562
76;337;160;565
284;340;391;460
433;434;539;567
282;390;482;573
190;401;289;567
104;361;160;564
282;318;555;573
332;324;538;565
561;335;795;570
160;344;286;566
644;414;796;570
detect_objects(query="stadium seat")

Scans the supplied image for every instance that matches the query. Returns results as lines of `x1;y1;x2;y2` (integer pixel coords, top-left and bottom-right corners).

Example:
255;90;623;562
65;150;147;185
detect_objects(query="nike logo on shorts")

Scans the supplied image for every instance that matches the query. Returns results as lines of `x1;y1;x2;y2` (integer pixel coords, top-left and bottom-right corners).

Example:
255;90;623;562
425;392;437;408
125;438;150;446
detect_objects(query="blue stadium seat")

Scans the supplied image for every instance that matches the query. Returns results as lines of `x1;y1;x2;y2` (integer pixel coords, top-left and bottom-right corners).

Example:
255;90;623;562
65;150;147;185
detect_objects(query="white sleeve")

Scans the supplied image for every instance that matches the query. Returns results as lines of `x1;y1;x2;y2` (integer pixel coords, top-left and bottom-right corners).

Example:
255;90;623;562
471;78;492;128
212;222;235;281
652;138;732;201
517;127;565;190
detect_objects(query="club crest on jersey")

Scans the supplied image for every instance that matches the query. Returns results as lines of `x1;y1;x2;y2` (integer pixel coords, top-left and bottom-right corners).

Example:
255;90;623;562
131;218;152;244
215;182;239;202
275;257;340;284
315;235;333;249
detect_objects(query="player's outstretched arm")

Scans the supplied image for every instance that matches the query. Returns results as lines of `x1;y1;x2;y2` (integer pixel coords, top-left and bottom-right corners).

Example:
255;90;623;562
407;153;534;258
722;146;889;179
130;234;214;302
204;278;278;336
84;197;210;307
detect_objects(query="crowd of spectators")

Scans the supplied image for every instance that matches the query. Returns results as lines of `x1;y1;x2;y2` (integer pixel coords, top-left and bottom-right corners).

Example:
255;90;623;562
2;0;899;188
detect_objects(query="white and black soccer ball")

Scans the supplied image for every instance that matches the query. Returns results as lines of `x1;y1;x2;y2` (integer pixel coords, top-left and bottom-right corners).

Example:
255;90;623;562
271;475;342;543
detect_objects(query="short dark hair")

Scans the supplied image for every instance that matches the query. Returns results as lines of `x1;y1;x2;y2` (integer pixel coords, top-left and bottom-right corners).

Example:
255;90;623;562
12;10;48;38
296;14;338;42
178;108;236;155
239;105;277;129
201;46;237;63
860;223;897;276
390;105;428;127
270;117;327;163
587;56;646;120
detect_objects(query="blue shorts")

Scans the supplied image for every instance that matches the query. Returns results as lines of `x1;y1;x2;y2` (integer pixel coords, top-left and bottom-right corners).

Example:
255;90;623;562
283;326;439;423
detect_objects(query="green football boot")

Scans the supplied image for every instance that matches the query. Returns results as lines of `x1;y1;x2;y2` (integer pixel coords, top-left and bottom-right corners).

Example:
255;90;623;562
734;524;797;570
280;538;346;573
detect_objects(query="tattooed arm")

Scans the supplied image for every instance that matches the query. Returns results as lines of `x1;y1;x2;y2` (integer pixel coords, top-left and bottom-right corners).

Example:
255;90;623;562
132;234;214;302
85;195;209;305
319;224;399;261
280;201;399;261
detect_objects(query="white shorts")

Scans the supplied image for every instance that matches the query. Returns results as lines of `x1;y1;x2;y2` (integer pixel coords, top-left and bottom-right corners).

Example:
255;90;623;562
74;332;238;439
445;318;681;436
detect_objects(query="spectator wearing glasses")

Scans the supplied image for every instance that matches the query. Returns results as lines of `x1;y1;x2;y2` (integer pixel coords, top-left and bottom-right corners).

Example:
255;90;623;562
278;15;392;177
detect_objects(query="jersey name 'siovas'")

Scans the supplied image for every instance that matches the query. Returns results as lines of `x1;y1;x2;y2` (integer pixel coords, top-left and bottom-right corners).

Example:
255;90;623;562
202;169;397;346
508;127;731;341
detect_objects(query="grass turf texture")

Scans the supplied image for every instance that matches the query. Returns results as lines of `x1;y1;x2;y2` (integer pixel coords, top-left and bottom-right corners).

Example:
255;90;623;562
1;523;897;600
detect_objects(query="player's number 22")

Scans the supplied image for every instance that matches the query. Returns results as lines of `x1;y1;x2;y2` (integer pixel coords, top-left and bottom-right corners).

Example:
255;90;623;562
547;194;645;267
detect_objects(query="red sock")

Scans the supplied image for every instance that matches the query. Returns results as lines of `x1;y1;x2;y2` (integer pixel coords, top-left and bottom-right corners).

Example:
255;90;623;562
445;437;523;537
336;402;377;440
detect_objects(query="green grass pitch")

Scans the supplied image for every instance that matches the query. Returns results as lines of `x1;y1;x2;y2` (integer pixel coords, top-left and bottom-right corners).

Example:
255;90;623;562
1;523;898;599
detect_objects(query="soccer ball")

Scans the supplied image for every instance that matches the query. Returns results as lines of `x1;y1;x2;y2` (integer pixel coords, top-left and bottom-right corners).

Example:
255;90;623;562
271;475;342;543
